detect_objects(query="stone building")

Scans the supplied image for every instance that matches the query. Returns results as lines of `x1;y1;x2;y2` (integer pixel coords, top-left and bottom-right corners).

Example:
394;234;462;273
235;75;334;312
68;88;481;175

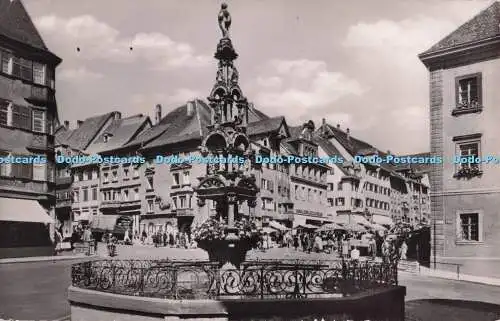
0;0;62;258
316;121;430;228
419;1;500;277
54;112;149;237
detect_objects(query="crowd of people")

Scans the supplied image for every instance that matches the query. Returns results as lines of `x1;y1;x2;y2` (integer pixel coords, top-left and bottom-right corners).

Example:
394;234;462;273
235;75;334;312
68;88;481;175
257;227;408;263
122;229;198;249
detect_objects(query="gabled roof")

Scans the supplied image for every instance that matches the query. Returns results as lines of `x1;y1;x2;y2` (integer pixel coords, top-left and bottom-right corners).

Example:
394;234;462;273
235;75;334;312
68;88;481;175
313;135;349;175
62;112;115;151
85;114;150;154
247;116;288;137
421;1;500;55
134;99;271;151
0;0;48;51
54;126;74;147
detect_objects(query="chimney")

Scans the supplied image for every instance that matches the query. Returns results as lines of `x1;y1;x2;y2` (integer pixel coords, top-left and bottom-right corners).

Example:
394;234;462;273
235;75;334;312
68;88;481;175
187;100;195;117
346;128;350;140
249;102;255;110
155;104;162;125
114;112;121;120
64;121;69;129
322;118;326;125
336;124;340;129
77;120;83;128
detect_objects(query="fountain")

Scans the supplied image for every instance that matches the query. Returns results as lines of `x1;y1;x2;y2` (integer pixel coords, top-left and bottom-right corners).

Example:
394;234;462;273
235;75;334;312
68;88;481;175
68;5;405;320
192;2;260;269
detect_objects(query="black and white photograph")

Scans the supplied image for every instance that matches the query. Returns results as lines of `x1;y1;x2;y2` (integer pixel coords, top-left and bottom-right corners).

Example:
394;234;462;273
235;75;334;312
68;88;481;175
0;0;499;320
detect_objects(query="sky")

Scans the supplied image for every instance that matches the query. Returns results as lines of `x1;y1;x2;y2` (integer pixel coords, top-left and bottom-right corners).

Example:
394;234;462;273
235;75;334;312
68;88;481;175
24;0;492;154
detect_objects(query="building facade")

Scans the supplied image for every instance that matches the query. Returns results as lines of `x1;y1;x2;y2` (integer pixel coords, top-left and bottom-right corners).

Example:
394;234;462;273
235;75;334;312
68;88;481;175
419;1;500;277
0;0;62;257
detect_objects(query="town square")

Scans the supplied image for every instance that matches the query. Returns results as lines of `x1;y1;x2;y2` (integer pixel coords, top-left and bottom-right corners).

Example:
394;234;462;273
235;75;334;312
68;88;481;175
1;0;500;320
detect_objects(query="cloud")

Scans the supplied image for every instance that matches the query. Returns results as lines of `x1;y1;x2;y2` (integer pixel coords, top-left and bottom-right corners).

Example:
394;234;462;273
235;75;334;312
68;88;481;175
58;67;104;80
132;88;201;106
251;59;365;124
34;15;210;70
343;16;456;54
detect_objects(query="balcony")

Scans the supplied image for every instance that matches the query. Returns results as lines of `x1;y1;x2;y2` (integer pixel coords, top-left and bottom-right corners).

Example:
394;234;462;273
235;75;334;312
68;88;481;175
173;208;195;217
100;200;121;210
56;176;73;186
0;176;51;196
120;199;141;210
56;198;72;208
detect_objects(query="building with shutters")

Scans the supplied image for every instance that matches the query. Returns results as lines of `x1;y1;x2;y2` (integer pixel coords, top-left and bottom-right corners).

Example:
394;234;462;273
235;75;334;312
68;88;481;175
0;0;62;258
419;1;500;277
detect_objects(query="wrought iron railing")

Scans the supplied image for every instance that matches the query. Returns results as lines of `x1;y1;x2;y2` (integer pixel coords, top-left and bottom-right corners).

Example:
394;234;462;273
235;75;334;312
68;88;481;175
71;259;398;300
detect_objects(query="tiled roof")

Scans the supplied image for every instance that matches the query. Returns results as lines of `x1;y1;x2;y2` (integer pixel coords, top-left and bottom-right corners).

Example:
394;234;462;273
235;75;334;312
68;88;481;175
54;126;74;147
247;116;286;137
86;115;150;154
324;124;374;156
313;135;349;175
63;113;115;151
280;126;301;155
392;152;432;174
135;99;270;150
422;1;500;55
0;0;48;50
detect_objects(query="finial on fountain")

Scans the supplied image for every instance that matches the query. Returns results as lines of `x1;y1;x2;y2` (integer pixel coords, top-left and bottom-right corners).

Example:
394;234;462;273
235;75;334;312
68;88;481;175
218;3;232;38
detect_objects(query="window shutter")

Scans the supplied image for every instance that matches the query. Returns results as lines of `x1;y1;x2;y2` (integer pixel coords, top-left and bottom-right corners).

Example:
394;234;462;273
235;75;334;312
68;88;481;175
476;74;483;105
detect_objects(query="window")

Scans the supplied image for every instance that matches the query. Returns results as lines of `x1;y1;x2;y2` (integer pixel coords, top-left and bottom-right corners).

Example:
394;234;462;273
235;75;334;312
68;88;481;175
335;197;345;206
123;167;129;178
180;196;187;208
12;105;31;130
133;167;139;178
338;183;343;191
147;199;154;213
173;173;180;186
172;197;177;209
134;188;140;200
146;176;154;190
10;156;32;179
82;188;88;202
33;62;46;85
86;170;92;181
103;172;109;183
455;74;482;112
183;171;190;185
92;187;98;201
73;189;80;202
458;213;480;242
0;100;10;126
12;57;33;81
32;162;46;181
453;134;482;177
92;208;98;216
123;189;129;201
93;170;99;179
1;50;11;73
112;170;118;182
78;171;84;182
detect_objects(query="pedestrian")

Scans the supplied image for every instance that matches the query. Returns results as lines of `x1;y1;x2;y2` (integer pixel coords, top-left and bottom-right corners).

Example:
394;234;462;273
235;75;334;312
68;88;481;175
351;246;360;262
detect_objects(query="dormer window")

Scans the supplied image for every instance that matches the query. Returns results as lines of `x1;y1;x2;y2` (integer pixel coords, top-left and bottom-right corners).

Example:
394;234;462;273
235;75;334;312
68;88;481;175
103;133;113;143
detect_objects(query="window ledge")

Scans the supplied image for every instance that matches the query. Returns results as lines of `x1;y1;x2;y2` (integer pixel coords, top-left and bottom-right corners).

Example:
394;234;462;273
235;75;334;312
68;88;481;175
452;106;483;116
453;170;483;179
172;184;180;189
146;188;154;193
456;241;483;245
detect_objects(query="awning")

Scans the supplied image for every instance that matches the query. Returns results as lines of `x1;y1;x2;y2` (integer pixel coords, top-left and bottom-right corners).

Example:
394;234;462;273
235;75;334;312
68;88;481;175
372;214;394;226
0;197;54;223
269;220;288;231
295;223;318;230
